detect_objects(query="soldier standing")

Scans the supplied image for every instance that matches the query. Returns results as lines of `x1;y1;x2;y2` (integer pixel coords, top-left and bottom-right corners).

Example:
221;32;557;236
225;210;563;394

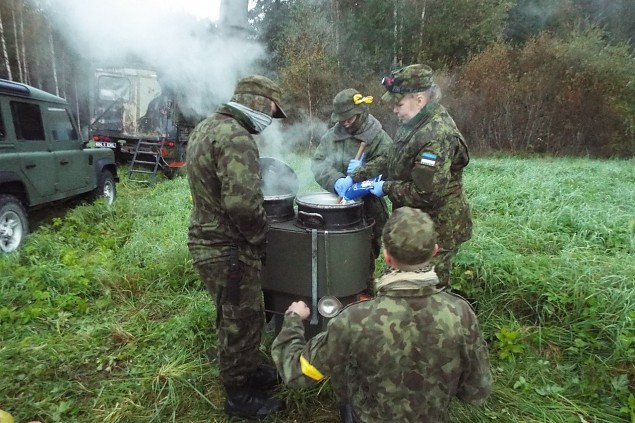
311;88;392;291
369;64;473;288
271;207;492;423
186;75;286;419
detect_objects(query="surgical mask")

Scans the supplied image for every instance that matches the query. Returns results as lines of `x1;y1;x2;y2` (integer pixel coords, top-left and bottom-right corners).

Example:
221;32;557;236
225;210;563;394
227;101;273;133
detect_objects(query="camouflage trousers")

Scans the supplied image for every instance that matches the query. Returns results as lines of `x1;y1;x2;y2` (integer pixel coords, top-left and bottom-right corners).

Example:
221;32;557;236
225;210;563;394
193;257;265;387
431;244;458;289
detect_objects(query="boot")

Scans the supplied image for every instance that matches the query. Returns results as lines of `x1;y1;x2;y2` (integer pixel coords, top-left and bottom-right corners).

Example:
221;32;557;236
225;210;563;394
224;385;284;420
247;363;281;391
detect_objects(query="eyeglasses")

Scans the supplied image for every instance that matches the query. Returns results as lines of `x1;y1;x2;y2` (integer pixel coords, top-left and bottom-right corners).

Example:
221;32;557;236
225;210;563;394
381;76;427;94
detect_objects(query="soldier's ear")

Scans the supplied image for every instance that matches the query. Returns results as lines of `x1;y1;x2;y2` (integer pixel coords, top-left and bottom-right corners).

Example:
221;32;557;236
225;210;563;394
433;244;439;257
383;248;396;268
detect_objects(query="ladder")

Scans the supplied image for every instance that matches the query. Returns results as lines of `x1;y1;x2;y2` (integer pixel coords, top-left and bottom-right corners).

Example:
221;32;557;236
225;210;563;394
127;139;165;185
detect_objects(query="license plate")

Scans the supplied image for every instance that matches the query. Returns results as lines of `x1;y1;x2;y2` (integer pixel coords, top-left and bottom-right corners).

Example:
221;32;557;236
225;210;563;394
96;141;117;149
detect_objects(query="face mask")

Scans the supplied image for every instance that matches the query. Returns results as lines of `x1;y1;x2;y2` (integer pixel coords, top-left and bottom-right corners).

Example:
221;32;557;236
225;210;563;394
227;101;273;133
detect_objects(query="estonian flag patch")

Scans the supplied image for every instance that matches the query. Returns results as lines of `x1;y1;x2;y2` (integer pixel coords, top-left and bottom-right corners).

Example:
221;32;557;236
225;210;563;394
420;152;437;167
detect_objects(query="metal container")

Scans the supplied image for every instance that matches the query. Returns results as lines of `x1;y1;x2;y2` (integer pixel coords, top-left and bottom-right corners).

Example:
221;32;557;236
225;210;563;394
262;218;372;336
296;192;364;229
260;157;298;222
259;158;373;338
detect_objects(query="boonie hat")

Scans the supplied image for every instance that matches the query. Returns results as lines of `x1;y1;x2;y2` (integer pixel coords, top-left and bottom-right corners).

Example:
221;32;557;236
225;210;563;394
331;88;373;122
381;64;433;104
382;206;436;266
234;75;287;118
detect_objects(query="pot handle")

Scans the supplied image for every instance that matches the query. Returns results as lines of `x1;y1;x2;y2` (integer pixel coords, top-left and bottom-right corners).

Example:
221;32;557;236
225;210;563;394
298;211;325;227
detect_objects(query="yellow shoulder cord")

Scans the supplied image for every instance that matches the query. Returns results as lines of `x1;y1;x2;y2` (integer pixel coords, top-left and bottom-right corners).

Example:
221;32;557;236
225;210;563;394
300;354;325;381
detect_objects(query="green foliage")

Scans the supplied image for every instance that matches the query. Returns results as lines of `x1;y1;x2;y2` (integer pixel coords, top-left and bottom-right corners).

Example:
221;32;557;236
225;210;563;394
495;326;525;360
450;27;635;157
1;158;634;422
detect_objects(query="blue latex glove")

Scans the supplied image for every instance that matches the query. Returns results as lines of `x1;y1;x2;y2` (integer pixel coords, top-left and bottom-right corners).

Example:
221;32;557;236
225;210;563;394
334;176;353;197
370;180;385;197
346;153;365;174
344;175;383;200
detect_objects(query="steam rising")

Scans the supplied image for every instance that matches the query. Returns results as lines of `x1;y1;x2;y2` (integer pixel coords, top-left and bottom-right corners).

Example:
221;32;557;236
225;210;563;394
46;0;264;117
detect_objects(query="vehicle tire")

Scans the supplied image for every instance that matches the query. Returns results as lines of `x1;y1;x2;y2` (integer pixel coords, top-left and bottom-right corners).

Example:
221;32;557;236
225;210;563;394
91;170;116;205
0;194;28;253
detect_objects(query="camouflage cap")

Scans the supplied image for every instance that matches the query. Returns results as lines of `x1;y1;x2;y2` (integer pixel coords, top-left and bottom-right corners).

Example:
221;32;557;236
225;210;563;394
234;75;287;118
331;88;369;122
380;64;434;104
382;206;436;266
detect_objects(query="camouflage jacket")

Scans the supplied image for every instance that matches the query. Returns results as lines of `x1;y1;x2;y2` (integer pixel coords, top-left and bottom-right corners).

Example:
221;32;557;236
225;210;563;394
311;114;392;222
186;104;268;267
271;269;493;423
383;102;472;243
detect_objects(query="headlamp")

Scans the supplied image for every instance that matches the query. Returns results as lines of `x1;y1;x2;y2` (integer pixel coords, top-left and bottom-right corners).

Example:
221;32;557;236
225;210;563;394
381;75;427;94
317;296;343;318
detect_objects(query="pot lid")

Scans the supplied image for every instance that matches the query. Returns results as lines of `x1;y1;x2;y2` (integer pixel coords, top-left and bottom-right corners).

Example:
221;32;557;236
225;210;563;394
260;157;299;198
296;192;362;208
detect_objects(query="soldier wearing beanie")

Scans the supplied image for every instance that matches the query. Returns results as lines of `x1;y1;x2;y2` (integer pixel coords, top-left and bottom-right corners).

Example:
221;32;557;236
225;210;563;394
272;207;492;423
187;75;286;419
368;64;473;289
311;88;392;291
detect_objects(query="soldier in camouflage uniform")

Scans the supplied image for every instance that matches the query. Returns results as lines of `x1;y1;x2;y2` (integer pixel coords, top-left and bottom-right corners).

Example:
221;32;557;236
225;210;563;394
311;88;392;290
271;207;492;423
187;75;286;419
369;64;473;288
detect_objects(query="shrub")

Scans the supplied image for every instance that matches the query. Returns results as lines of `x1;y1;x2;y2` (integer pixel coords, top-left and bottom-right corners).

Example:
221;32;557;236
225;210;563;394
449;27;635;157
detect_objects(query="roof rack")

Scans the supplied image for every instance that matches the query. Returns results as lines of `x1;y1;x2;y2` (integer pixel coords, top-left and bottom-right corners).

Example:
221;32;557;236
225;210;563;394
0;79;30;96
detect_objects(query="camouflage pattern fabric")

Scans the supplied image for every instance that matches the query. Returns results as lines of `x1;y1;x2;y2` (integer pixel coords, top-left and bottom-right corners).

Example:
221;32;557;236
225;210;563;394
311;112;392;286
382;206;436;266
382;101;473;287
194;258;264;386
271;269;493;423
381;64;434;104
187;103;269;387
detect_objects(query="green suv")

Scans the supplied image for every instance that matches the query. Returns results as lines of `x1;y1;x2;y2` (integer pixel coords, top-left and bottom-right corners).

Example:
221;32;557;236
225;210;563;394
0;79;118;253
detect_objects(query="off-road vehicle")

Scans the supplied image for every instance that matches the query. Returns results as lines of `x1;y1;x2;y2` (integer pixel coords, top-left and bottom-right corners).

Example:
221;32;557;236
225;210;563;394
0;79;118;253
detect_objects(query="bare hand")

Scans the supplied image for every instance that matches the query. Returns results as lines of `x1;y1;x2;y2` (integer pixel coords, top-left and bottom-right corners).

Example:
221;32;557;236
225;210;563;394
286;301;310;320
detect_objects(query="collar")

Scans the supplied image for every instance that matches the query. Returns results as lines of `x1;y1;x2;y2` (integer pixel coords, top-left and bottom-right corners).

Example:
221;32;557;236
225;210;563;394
375;267;443;297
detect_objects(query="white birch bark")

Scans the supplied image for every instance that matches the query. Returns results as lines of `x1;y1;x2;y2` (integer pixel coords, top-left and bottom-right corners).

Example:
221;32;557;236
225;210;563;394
0;8;12;80
48;27;59;95
11;1;23;81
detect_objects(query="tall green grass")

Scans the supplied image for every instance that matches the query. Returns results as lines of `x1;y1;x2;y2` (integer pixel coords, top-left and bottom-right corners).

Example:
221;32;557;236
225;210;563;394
1;157;633;422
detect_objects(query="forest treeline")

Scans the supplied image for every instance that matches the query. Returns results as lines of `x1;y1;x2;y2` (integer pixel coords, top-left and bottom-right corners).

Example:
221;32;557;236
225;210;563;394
1;0;634;157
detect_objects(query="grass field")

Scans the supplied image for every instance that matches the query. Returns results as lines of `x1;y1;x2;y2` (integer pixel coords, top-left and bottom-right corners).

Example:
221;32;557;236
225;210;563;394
1;156;634;423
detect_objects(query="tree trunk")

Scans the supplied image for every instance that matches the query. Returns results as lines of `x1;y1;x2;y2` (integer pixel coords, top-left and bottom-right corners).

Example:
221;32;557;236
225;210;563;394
49;27;59;95
392;2;398;67
0;8;12;80
11;1;23;81
418;0;426;60
19;1;28;84
332;0;340;73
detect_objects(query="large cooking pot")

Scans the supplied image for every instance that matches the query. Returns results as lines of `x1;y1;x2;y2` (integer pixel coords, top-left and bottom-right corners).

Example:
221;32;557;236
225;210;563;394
296;192;364;229
260;157;299;221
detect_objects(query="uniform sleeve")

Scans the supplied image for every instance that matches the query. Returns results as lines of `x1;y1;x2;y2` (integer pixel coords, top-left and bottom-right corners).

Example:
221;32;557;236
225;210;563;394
384;132;454;209
311;132;346;193
217;132;268;246
456;312;493;405
350;130;392;182
271;313;349;390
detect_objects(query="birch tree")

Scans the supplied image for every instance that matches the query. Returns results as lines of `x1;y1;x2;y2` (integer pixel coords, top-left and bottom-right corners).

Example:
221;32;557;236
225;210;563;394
0;6;12;80
11;0;23;81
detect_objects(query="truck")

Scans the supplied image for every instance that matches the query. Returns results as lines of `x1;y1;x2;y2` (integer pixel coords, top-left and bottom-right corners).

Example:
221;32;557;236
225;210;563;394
88;66;196;179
